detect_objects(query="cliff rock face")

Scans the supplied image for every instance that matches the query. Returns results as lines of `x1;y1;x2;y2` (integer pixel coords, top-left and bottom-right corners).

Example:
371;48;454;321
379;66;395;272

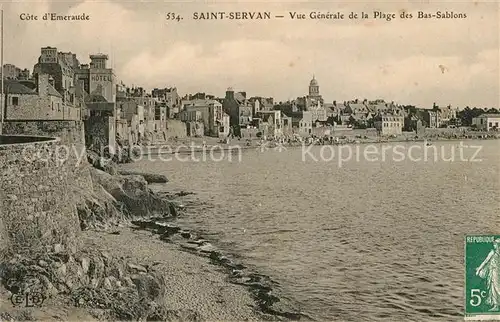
76;168;172;230
0;124;176;320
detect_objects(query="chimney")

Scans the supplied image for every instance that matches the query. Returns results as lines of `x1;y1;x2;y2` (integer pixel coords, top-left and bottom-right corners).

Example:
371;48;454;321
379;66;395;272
37;74;49;97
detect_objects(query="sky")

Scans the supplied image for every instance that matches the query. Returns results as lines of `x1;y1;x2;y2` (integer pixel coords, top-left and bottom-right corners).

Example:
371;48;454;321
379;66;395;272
2;0;499;109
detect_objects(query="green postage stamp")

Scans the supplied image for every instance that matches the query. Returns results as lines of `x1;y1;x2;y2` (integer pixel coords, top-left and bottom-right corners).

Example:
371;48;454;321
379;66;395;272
465;235;500;320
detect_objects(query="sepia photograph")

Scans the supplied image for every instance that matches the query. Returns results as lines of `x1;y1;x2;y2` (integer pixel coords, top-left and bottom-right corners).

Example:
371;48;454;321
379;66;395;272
0;0;498;321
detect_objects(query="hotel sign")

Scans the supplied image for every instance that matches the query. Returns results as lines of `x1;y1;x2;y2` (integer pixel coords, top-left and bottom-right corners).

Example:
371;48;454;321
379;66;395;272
91;74;112;82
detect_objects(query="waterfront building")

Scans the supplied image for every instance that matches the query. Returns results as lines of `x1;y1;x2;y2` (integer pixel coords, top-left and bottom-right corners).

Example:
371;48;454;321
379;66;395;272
254;110;283;137
32;47;85;114
179;109;203;123
180;98;224;137
74;54;117;152
249;96;274;115
2;73;80;120
152;87;181;118
438;105;458;125
374;113;404;136
422;110;440;128
33;47;78;93
299;111;313;136
75;53;116;105
404;115;423;132
115;101;145;144
222;87;253;129
281;110;303;132
115;85;167;143
312;121;334;137
472;114;500;131
131;93;156;132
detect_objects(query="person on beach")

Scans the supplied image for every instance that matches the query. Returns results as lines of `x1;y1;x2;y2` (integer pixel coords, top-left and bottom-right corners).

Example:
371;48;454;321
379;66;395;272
476;238;500;311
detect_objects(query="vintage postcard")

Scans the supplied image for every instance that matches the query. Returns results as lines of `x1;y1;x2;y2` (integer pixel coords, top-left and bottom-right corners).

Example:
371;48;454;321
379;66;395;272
0;0;498;321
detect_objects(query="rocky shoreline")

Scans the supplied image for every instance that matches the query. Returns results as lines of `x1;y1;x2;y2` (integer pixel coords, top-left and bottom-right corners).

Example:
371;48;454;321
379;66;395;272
130;217;308;321
0;153;306;321
0;161;179;321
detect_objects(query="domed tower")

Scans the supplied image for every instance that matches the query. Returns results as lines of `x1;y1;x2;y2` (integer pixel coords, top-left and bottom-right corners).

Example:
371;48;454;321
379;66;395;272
309;75;320;98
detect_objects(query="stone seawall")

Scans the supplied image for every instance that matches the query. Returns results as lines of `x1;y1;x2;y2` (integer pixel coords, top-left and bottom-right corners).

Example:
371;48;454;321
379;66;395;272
2;120;94;193
0;136;81;254
0;121;94;254
2;120;85;145
0;121;181;320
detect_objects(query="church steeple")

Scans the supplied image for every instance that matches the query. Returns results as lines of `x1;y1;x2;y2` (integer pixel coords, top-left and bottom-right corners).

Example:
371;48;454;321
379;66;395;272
309;75;319;97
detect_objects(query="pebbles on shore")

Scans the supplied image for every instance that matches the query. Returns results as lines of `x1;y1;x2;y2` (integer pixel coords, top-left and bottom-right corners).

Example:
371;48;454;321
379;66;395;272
130;219;308;320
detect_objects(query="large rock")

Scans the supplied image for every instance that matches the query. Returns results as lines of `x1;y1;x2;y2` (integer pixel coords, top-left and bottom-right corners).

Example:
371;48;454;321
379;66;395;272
89;168;172;218
130;272;165;301
117;170;169;184
75;180;124;230
86;150;119;176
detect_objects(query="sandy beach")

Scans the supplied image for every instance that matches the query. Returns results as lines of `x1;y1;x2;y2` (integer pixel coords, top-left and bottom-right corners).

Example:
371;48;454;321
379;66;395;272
137;131;500;156
0;224;267;321
79;226;264;321
0;163;285;322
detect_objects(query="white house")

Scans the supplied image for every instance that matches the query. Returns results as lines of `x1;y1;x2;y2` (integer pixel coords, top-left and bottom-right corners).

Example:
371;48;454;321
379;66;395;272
299;111;313;136
472;114;500;131
181;99;223;136
374;114;404;136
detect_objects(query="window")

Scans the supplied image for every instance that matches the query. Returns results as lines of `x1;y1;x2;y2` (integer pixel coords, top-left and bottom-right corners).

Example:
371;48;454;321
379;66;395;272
489;122;493;127
52;102;54;111
12;97;18;106
57;103;61;112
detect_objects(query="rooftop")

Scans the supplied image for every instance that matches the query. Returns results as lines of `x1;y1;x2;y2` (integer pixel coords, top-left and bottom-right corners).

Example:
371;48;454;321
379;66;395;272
183;98;221;106
477;114;500;118
310;75;318;86
2;80;37;95
90;53;109;59
47;83;62;98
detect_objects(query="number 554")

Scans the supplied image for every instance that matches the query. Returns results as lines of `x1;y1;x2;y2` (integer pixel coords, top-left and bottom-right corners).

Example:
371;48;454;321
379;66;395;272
470;289;487;306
